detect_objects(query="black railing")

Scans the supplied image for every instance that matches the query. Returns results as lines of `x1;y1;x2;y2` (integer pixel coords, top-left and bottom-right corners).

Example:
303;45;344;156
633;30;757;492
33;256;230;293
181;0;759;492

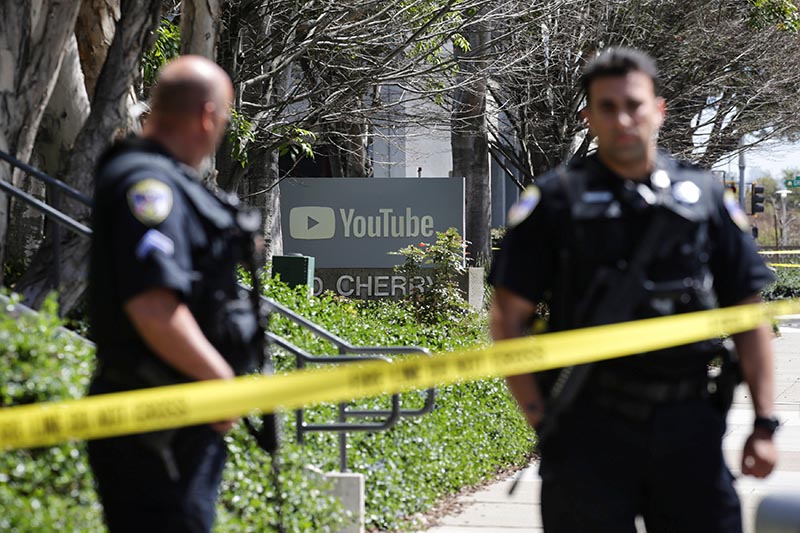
0;151;93;295
0;178;91;236
262;297;435;471
0;151;92;207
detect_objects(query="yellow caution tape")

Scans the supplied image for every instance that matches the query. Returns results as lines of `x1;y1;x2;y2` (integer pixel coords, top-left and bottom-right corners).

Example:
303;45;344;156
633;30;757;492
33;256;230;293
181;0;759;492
768;263;800;268
1;299;798;451
760;250;800;255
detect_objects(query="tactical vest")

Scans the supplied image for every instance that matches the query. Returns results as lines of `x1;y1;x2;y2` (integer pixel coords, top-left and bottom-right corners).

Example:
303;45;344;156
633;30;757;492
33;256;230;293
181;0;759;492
91;148;260;387
547;157;721;381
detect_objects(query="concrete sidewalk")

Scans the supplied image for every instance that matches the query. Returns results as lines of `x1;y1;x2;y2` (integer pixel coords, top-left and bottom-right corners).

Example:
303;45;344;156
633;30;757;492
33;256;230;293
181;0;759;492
422;325;800;533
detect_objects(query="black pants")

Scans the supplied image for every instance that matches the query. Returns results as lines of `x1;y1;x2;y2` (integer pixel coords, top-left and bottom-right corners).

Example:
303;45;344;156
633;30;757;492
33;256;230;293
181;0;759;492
88;424;226;533
539;398;741;533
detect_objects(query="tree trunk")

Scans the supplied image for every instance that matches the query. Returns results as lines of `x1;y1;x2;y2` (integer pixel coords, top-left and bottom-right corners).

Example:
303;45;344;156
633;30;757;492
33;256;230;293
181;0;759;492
0;1;82;286
240;147;282;265
3;171;44;284
6;34;92;283
451;22;491;266
214;0;246;192
343;117;371;177
528;149;553;182
15;0;161;312
181;0;222;58
75;0;120;101
36;35;92;176
182;0;222;185
216;0;282;264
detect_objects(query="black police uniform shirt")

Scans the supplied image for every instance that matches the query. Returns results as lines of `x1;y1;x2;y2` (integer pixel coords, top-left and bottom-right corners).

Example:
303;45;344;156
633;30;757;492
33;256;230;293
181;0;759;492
89;138;258;387
489;152;774;382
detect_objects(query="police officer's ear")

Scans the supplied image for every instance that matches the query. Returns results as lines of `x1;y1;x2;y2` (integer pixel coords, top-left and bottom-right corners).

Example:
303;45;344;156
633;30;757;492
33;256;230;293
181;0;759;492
578;106;589;125
578;106;592;137
654;96;667;127
199;101;219;135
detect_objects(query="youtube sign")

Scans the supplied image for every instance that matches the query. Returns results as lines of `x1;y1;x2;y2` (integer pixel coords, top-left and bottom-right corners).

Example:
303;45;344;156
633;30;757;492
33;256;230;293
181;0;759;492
281;177;464;268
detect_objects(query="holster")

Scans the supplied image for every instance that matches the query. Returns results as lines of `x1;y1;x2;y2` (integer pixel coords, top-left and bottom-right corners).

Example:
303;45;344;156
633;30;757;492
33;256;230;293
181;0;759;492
96;359;184;481
244;413;280;455
708;339;742;414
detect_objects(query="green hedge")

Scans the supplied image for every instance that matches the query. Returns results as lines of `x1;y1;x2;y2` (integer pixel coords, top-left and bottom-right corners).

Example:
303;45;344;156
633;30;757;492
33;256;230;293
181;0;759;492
762;266;800;300
0;294;101;531
0;283;534;532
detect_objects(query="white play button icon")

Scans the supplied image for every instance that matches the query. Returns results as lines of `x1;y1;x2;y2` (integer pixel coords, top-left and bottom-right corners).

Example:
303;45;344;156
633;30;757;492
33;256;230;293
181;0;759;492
289;207;336;239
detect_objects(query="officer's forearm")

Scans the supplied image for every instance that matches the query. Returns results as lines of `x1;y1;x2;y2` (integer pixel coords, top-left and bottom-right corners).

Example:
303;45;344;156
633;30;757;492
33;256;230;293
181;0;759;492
733;324;775;418
506;374;544;429
490;288;536;340
731;295;775;418
125;288;235;382
490;288;542;426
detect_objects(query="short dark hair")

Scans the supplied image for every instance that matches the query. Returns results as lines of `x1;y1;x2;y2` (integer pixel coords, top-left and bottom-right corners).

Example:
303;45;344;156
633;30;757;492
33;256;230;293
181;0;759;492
580;47;660;100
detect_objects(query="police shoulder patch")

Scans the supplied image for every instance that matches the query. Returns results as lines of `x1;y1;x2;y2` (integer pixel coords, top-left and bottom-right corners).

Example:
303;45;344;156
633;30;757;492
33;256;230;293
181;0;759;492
507;185;541;227
126;178;174;226
722;189;750;232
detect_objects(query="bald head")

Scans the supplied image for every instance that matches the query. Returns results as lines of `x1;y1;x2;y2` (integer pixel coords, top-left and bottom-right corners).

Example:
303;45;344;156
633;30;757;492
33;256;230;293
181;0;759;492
150;55;233;119
144;56;234;168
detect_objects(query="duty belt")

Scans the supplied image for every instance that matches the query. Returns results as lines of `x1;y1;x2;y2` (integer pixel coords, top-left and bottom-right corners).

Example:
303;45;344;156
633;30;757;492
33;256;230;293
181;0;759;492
593;370;709;403
587;370;710;422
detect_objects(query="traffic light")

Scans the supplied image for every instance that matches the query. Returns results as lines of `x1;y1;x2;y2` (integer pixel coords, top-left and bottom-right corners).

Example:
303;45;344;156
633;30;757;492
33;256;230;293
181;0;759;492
750;182;765;215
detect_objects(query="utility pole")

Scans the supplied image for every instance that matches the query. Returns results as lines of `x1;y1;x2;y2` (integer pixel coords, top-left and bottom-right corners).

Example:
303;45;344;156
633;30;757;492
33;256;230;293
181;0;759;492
777;189;791;246
783;193;788;246
738;137;746;209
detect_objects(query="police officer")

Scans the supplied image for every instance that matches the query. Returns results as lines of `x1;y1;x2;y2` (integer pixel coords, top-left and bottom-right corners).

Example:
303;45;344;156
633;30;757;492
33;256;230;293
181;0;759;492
490;48;778;532
87;56;260;532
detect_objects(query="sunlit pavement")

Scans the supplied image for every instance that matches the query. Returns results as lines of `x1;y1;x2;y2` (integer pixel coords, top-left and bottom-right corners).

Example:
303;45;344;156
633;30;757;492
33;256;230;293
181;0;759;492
421;323;800;533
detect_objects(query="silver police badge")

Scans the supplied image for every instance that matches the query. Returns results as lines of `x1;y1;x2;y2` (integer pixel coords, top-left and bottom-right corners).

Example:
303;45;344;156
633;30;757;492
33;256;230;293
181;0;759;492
651;169;671;189
672;181;701;205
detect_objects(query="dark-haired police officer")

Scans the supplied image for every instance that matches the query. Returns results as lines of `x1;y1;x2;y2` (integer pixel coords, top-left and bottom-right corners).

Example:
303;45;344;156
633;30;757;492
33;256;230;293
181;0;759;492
88;55;260;532
490;47;778;532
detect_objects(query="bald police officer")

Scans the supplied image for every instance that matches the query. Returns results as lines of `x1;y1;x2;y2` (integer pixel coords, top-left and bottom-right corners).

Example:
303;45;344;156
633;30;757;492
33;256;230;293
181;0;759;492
490;48;778;532
88;56;260;532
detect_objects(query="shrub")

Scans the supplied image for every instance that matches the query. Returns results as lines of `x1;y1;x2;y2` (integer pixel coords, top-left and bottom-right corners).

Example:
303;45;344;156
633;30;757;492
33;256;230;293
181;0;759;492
762;266;800;300
0;293;102;532
392;227;471;324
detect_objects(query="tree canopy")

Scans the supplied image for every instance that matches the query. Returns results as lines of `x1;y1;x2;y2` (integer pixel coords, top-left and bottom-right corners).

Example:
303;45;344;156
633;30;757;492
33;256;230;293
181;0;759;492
1;0;799;309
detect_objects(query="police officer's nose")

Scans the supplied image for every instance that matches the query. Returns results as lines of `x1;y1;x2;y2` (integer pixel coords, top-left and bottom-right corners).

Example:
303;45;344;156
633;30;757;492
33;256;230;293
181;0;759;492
616;110;635;128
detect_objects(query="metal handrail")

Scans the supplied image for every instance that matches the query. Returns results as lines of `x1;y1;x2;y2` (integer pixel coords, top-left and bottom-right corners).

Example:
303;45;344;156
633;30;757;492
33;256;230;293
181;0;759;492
0;150;94;300
0;150;92;207
268;331;435;410
262;296;437;472
269;334;403;430
0;179;92;237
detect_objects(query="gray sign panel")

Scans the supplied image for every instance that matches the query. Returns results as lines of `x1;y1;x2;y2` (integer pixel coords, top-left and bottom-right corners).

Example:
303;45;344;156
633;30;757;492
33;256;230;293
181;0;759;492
280;178;465;268
311;267;484;308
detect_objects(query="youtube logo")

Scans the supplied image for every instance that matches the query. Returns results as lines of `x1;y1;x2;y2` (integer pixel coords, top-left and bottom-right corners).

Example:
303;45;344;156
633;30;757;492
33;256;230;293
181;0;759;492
289;206;336;240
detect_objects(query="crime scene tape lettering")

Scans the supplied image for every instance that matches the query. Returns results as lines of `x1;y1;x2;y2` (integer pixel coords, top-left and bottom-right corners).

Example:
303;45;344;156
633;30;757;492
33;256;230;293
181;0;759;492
0;300;798;450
